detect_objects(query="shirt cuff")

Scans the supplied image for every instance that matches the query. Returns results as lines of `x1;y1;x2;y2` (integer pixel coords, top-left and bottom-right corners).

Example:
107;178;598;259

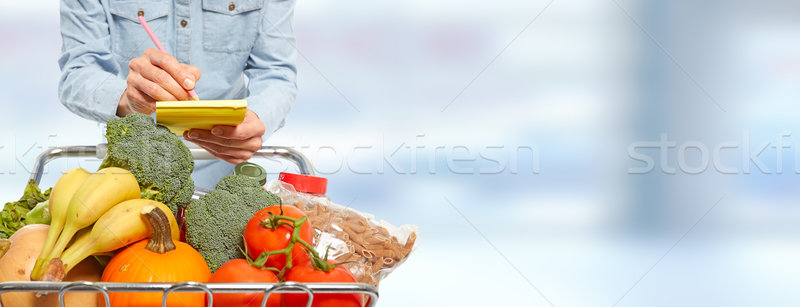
246;91;294;143
248;102;284;143
93;77;127;121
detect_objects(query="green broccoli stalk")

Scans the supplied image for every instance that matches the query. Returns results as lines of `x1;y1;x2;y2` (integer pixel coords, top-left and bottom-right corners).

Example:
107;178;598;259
185;174;280;272
100;114;195;213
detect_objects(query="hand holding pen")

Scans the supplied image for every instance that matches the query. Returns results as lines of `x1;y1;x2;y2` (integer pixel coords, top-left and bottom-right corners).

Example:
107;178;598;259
117;9;200;116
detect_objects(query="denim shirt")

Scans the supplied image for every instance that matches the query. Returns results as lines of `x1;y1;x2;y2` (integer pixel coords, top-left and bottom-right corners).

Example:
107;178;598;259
58;0;298;189
58;0;297;138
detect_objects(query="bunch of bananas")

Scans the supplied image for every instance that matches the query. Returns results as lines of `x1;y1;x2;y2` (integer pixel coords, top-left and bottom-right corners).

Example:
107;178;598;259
29;168;179;281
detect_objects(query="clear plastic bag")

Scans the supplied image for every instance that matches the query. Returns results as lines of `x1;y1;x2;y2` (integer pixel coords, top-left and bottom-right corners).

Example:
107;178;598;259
267;180;417;286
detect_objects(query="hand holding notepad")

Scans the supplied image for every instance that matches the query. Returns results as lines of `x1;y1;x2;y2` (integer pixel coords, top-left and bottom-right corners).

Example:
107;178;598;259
179;106;264;165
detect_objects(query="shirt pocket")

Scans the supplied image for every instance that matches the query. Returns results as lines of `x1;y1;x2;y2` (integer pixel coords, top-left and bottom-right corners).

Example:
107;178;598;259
202;0;263;53
109;1;171;59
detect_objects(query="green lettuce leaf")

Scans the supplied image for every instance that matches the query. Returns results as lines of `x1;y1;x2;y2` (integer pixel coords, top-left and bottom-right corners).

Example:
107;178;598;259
0;180;52;238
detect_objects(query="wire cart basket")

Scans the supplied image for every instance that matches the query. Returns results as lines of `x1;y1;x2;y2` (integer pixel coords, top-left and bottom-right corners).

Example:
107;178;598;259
0;144;379;307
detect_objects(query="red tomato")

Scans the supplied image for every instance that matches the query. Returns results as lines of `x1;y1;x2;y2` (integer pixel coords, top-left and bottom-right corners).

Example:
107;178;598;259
291;245;312;267
283;260;364;307
244;205;313;271
209;259;281;307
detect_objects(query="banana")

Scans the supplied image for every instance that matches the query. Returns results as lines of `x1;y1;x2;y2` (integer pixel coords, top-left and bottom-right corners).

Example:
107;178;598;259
30;168;91;280
41;199;179;281
40;167;140;277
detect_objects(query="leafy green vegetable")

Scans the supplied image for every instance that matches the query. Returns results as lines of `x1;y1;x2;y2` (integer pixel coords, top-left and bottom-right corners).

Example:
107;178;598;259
25;200;51;225
185;174;281;272
99;113;195;213
0;180;51;238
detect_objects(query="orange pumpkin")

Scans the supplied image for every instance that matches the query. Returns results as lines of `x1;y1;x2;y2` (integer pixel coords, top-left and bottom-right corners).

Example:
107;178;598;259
100;206;211;307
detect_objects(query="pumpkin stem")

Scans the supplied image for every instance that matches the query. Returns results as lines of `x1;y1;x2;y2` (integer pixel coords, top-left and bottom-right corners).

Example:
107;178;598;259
142;206;176;254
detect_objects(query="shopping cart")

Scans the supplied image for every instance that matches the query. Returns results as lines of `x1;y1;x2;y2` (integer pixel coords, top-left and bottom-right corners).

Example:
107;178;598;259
0;144;379;307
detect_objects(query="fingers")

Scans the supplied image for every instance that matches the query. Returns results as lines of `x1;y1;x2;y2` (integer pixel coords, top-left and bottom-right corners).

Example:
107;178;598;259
184;65;202;83
124;87;156;114
209;110;266;140
185;129;262;152
126;70;177;102
136;61;191;101
185;134;254;164
127;49;202;103
181;110;265;164
143;48;201;91
195;142;247;164
209;124;266;141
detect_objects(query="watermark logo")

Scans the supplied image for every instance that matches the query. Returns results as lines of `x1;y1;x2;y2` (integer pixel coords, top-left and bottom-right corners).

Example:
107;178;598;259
0;133;540;176
295;134;539;175
628;132;793;174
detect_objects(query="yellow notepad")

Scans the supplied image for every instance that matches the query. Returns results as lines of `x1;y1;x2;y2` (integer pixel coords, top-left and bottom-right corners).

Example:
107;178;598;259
155;100;247;135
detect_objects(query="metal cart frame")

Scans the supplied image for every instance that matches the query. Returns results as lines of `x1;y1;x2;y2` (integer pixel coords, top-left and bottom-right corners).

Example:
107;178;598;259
0;144;378;307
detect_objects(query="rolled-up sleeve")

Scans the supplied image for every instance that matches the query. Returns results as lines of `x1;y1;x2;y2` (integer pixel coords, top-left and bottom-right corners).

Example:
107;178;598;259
244;0;298;142
59;0;127;122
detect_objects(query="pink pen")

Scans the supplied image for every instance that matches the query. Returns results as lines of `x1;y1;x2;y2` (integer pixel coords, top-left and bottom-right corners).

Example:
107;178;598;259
137;10;199;100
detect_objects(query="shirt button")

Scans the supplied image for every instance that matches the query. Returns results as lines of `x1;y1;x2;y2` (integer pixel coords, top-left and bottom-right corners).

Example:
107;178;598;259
228;2;235;11
180;19;187;27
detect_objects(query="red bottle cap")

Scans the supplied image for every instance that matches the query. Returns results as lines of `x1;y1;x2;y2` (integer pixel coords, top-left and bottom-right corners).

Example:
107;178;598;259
279;172;328;195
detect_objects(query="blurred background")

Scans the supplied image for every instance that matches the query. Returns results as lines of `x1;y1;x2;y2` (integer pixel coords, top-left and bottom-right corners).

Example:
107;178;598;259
2;0;800;306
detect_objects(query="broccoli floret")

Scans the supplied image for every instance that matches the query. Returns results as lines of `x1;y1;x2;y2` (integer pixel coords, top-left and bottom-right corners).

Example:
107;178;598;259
99;114;194;213
215;174;280;209
172;177;195;211
185;190;241;271
184;174;281;271
214;173;262;194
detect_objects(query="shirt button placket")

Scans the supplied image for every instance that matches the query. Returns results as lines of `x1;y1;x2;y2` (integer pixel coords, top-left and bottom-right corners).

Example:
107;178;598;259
175;0;191;63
